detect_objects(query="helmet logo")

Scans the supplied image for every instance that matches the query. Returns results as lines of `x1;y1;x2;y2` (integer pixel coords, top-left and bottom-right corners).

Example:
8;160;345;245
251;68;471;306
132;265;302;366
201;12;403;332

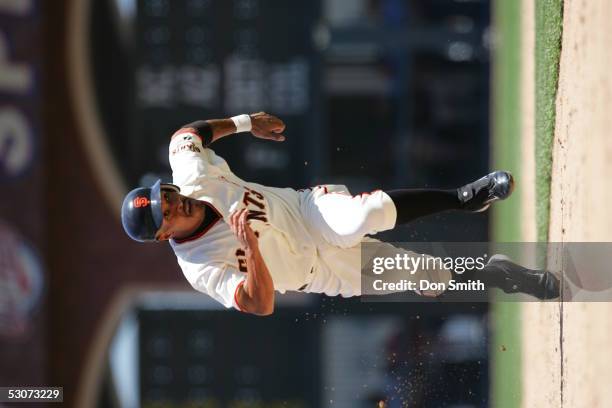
133;197;150;208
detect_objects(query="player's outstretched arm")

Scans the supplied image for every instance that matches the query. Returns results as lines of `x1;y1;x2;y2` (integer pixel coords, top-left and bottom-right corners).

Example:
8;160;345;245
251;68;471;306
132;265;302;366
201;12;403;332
230;208;275;316
174;112;286;146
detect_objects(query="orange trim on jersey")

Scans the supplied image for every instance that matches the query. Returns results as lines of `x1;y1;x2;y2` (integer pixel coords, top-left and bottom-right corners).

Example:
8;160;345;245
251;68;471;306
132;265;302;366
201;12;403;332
172;202;223;244
234;280;246;312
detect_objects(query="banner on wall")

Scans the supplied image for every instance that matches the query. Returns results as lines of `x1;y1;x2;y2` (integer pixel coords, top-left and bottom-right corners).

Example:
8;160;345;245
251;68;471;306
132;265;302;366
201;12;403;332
0;0;45;386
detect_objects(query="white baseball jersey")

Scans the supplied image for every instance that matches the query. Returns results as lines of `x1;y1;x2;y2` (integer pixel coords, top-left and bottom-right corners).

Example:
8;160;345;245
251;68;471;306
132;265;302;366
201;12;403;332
168;131;448;310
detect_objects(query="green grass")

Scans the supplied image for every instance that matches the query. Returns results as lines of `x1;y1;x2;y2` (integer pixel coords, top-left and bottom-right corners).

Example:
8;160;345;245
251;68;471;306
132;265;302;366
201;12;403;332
491;0;523;407
491;0;564;406
535;0;564;241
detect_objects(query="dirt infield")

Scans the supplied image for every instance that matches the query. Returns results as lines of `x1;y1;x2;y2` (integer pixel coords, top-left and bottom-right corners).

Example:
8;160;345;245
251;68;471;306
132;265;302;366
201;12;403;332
521;0;612;406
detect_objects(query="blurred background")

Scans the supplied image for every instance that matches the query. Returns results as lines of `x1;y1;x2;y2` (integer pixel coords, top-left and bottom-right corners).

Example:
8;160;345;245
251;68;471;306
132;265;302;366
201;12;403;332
1;0;498;406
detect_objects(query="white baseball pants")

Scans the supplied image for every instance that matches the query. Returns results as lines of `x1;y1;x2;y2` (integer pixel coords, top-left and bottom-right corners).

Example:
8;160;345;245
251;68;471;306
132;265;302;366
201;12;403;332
299;185;452;298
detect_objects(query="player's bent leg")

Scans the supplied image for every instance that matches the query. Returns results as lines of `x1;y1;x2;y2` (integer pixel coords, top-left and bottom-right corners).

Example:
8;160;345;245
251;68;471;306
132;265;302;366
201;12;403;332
321;238;561;301
383;170;516;225
308;239;453;299
308;188;397;248
385;188;462;224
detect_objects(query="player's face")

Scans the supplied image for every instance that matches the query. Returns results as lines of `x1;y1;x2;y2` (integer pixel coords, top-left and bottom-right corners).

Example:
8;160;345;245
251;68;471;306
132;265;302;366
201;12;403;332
155;190;205;241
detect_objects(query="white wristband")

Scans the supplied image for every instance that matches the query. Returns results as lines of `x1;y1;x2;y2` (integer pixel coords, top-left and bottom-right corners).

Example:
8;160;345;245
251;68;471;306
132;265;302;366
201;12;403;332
230;114;252;133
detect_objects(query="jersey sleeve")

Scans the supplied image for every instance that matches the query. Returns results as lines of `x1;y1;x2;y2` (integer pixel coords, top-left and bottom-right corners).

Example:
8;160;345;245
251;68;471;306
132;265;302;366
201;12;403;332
169;131;231;185
189;262;246;310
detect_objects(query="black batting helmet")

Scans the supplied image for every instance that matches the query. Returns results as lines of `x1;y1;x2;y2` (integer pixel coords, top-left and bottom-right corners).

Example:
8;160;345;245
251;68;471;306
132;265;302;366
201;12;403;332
121;179;180;242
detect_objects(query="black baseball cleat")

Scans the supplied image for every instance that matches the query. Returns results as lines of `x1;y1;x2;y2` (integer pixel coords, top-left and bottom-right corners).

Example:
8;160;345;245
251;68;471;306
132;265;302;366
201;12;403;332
483;254;560;300
457;171;515;212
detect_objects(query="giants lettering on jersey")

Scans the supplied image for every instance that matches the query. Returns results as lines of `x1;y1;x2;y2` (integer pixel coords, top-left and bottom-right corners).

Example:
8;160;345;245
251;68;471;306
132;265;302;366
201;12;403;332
218;176;270;224
235;249;247;272
243;189;268;222
171;135;202;156
234;187;267;271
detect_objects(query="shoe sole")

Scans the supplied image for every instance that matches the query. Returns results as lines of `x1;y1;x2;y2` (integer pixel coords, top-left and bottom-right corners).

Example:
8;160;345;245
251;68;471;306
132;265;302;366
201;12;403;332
473;204;491;213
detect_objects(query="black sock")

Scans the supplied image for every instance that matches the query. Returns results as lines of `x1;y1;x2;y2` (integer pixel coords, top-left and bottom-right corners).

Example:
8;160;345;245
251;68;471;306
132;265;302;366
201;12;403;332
385;189;461;225
455;268;501;287
457;261;528;290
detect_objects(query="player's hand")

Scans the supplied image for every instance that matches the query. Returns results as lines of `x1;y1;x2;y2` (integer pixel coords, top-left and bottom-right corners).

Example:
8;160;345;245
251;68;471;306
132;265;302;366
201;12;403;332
249;112;286;142
229;208;259;250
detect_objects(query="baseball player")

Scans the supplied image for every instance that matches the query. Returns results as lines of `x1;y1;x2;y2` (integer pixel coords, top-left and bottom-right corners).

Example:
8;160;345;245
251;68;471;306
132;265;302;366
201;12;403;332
121;112;560;315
